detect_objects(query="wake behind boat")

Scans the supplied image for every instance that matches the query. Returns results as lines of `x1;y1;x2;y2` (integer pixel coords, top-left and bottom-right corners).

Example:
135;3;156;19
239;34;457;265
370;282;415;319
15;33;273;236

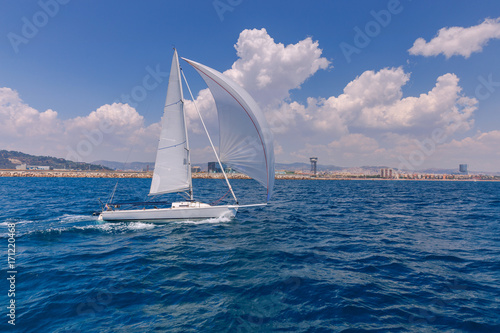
99;49;274;222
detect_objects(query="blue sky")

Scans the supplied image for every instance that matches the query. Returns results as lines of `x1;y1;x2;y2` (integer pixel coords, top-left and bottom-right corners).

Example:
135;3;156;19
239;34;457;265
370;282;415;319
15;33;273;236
1;0;500;172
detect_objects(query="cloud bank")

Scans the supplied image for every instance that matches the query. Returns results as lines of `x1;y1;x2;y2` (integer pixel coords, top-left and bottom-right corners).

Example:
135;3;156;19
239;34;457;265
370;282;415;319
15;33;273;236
409;17;500;58
1;28;498;171
0;87;159;162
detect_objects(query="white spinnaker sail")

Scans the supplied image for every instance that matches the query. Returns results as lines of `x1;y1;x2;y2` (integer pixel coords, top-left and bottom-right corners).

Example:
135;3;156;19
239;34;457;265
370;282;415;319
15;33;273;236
182;58;275;200
149;50;192;196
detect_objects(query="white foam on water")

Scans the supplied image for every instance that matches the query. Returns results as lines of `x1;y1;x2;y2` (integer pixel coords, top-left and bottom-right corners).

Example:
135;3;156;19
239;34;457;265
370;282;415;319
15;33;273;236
74;223;115;232
21;220;156;236
18;213;230;237
74;221;155;232
127;222;156;230
175;215;233;225
0;219;35;226
58;214;97;223
23;227;65;236
1;215;95;232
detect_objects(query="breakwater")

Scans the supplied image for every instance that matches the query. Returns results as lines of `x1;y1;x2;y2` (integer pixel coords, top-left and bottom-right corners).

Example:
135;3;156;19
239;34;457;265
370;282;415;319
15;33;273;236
0;170;257;179
0;170;322;180
1;170;497;181
0;170;152;178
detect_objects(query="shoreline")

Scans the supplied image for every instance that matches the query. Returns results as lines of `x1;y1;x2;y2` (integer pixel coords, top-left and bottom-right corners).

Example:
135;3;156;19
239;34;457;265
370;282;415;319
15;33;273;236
0;170;498;181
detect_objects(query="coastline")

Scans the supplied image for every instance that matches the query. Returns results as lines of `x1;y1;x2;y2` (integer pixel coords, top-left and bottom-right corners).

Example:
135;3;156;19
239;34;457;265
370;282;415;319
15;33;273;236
0;170;498;181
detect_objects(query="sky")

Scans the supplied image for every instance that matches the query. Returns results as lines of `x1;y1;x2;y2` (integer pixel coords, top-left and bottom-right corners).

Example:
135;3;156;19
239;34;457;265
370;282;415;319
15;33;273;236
1;0;500;172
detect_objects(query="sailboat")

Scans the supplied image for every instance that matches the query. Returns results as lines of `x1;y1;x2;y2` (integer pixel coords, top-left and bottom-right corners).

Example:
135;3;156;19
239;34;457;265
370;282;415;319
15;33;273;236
98;49;274;222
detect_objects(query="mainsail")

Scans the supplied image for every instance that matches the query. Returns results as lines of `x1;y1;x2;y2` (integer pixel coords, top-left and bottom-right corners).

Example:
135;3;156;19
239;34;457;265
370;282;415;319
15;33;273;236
149;50;192;196
182;58;275;200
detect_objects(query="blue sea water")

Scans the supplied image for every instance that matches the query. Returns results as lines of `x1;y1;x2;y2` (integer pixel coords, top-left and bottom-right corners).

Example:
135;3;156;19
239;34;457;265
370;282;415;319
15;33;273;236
1;177;499;332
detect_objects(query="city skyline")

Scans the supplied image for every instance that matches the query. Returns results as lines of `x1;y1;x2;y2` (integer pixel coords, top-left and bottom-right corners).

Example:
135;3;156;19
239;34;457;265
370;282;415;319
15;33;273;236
1;1;500;171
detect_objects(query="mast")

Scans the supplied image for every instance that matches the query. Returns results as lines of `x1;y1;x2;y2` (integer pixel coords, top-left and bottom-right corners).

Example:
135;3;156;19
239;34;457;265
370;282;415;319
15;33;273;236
178;49;194;200
182;100;194;200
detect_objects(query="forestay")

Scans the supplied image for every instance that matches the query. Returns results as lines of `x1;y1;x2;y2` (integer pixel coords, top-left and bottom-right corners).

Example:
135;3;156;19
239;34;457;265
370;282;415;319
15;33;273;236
182;58;275;200
149;50;192;196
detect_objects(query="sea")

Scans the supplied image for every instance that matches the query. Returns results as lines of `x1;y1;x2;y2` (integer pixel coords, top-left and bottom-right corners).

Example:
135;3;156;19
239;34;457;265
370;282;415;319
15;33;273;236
1;177;499;332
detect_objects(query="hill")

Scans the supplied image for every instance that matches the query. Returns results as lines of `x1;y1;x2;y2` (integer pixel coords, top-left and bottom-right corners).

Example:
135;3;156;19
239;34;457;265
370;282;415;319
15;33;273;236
92;160;154;171
94;160;346;172
88;159;500;176
0;150;112;170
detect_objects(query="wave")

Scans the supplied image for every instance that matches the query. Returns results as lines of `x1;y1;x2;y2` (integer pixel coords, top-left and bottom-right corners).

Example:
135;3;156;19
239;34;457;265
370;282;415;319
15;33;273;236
19;221;157;238
14;214;230;238
0;214;95;228
123;221;157;230
73;221;157;232
4;178;500;332
174;215;233;225
0;218;35;226
58;213;97;223
423;254;466;263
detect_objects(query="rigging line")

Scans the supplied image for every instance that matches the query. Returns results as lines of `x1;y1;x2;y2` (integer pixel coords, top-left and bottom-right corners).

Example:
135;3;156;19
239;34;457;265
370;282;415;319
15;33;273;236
180;68;238;204
210;189;231;206
108;180;119;204
107;145;134;205
177;61;194;201
158;140;187;150
164;100;182;108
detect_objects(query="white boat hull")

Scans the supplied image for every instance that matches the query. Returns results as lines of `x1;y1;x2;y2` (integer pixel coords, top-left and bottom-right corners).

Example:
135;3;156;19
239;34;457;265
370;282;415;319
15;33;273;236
98;202;238;222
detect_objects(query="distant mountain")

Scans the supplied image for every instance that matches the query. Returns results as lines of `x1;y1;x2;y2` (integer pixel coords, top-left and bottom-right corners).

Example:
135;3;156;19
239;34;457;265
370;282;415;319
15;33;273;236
93;160;154;171
0;150;112;170
412;168;458;174
92;161;379;173
93;160;344;172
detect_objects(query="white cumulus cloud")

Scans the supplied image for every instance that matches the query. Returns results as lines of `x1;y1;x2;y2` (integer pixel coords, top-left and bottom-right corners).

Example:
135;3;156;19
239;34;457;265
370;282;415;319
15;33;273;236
184;28;331;136
397;130;500;172
290;67;476;136
408;17;500;58
2;28;497;171
225;28;331;106
0;87;61;138
440;130;500;164
0;87;159;162
272;66;483;169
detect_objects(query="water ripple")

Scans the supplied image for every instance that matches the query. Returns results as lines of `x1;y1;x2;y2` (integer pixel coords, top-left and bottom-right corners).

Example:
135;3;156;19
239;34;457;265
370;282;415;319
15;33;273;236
1;178;499;332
